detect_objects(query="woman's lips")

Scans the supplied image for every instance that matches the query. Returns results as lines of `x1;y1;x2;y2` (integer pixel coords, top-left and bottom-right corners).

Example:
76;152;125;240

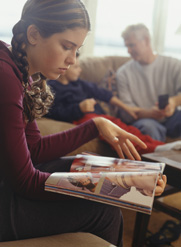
58;68;67;74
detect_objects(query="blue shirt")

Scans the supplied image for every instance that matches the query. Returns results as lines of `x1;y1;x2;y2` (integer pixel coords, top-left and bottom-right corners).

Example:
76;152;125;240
46;78;113;122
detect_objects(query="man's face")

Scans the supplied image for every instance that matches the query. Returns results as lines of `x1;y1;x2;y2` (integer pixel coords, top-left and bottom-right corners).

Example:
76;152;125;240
124;34;149;64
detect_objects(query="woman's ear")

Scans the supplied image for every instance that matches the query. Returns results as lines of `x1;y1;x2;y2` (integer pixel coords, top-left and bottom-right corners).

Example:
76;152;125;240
27;25;40;45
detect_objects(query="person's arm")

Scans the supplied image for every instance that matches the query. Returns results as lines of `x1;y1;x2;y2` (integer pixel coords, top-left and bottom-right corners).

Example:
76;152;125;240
80;80;140;118
109;96;140;119
136;106;165;120
47;102;84;122
27;119;99;165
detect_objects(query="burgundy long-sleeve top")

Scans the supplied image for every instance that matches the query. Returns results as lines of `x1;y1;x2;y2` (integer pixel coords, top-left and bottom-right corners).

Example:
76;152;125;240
0;41;99;201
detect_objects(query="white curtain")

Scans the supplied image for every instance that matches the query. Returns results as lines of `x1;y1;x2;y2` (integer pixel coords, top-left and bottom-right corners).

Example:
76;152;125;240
152;0;169;53
81;0;98;57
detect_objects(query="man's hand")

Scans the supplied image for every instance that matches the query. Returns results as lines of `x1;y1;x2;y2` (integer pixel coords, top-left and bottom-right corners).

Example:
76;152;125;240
79;98;97;113
161;98;176;117
123;105;141;119
93;117;147;160
136;106;165;120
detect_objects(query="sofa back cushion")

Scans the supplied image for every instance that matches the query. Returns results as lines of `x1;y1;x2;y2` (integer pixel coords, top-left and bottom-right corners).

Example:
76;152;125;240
79;56;130;116
79;56;130;84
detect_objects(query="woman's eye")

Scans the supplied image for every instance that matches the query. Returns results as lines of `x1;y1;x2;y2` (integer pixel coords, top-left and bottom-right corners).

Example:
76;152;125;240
63;45;72;51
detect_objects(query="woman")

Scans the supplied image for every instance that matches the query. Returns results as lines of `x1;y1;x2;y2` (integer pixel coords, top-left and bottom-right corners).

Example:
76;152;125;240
0;0;166;245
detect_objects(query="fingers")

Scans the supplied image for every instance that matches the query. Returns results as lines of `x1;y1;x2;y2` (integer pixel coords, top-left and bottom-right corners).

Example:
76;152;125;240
90;98;97;105
121;139;141;160
155;175;167;196
113;144;125;159
130;134;147;150
155;187;164;196
163;174;167;185
126;139;142;160
157;175;167;189
130;112;138;119
113;138;141;160
122;142;135;160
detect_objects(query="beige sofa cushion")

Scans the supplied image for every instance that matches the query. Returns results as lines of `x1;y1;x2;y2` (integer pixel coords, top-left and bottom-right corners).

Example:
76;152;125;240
0;233;115;247
79;56;130;116
79;56;130;84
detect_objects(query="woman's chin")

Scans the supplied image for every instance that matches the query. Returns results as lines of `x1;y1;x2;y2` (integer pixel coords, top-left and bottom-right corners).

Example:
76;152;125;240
44;73;61;80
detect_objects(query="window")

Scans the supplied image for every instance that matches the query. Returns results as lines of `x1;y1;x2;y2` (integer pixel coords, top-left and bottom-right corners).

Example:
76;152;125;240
164;0;181;58
94;0;181;59
94;0;155;57
0;0;27;44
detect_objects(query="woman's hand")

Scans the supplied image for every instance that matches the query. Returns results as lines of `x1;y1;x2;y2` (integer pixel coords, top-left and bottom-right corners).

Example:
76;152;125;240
93;117;147;160
154;175;167;196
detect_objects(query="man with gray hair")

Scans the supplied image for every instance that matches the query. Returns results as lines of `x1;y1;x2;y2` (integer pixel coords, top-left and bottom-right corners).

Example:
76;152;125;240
116;23;181;142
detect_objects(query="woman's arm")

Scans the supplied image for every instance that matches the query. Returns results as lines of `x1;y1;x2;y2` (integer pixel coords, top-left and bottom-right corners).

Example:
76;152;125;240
27;119;99;164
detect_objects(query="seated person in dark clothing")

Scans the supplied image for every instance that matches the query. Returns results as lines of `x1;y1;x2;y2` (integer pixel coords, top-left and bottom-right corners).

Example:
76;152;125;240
47;55;139;123
46;56;181;155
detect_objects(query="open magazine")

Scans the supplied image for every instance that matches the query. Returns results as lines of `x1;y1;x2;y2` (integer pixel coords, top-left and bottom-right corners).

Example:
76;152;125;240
45;154;165;214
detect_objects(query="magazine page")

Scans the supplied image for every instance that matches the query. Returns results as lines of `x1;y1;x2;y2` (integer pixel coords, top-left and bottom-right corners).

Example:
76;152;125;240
45;170;159;214
70;154;165;174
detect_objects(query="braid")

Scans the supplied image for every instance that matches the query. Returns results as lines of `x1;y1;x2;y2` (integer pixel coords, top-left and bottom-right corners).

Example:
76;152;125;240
11;20;29;86
11;20;54;122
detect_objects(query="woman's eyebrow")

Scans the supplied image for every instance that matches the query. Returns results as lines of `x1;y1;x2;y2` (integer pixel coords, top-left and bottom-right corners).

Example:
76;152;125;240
63;40;77;47
63;39;84;49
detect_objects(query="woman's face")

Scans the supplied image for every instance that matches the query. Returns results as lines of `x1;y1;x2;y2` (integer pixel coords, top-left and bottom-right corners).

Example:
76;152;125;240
76;175;92;186
27;27;88;79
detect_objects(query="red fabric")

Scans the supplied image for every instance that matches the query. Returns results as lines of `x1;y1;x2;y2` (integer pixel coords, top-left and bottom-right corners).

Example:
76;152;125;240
73;113;164;155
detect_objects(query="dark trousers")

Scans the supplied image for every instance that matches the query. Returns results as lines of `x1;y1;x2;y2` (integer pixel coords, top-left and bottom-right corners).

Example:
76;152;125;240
0;157;123;247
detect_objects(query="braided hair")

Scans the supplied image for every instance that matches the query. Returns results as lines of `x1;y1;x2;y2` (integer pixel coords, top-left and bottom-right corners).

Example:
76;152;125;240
11;0;90;122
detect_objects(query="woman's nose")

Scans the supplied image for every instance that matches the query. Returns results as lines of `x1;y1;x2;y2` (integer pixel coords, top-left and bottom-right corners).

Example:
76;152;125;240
66;52;76;65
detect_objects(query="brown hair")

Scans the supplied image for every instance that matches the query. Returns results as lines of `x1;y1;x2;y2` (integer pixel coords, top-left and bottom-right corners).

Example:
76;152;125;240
11;0;90;122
